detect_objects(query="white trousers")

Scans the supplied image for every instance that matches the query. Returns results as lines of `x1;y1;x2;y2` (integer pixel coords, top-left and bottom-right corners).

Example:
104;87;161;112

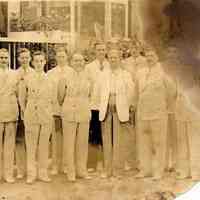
16;141;26;176
51;116;63;172
188;121;200;179
25;123;52;179
137;118;167;177
101;111;134;176
176;121;190;177
62;121;89;179
0;122;16;180
166;113;177;170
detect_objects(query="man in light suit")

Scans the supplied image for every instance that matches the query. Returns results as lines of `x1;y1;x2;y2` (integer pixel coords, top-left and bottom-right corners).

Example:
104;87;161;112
22;51;53;184
135;47;176;180
123;42;147;81
162;47;180;173
58;53;93;182
0;48;19;183
97;49;135;177
16;48;35;179
85;42;110;173
47;47;73;175
122;42;147;171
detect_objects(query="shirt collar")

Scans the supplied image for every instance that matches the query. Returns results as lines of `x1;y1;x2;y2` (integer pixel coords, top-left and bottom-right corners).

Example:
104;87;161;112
95;59;109;71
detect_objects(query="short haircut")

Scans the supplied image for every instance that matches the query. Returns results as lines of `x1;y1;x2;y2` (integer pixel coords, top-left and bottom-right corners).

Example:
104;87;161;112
31;50;46;60
17;48;30;57
94;41;106;49
107;48;122;57
71;51;84;60
143;43;155;53
0;48;8;54
55;47;68;56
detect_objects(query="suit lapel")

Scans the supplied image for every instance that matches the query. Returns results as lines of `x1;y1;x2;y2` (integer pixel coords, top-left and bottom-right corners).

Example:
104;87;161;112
0;70;9;95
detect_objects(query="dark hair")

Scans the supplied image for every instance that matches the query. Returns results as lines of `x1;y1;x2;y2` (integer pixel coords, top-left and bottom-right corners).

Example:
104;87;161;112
55;47;68;56
0;48;8;54
94;42;106;49
107;48;122;57
17;48;30;57
31;50;46;60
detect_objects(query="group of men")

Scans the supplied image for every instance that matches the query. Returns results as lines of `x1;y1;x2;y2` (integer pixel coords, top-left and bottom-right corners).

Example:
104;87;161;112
0;38;200;185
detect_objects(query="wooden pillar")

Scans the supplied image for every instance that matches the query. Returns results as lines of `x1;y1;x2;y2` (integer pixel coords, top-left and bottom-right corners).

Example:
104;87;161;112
70;0;75;51
130;0;144;42
125;1;129;37
77;0;81;49
13;42;16;70
105;0;111;40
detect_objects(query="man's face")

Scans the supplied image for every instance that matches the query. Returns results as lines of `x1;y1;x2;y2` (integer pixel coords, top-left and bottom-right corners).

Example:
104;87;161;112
95;44;106;60
146;51;158;66
165;47;179;60
18;52;31;67
0;51;9;69
32;55;46;72
71;54;85;72
131;47;139;58
108;50;120;69
56;51;68;66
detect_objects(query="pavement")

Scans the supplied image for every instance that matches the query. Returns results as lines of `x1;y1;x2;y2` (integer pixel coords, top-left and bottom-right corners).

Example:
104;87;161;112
0;170;197;200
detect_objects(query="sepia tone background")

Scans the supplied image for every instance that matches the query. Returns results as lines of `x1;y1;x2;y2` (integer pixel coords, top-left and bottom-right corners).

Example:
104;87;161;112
0;0;200;199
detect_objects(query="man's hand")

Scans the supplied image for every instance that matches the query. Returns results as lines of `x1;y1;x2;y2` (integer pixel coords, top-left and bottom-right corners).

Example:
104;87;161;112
129;105;135;113
129;105;135;126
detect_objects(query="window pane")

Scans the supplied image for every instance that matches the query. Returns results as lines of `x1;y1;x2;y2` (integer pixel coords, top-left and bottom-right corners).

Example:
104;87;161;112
80;2;105;39
10;1;70;32
111;3;125;37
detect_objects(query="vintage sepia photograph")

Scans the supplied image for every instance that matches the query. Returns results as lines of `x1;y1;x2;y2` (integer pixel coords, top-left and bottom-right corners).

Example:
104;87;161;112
0;0;200;200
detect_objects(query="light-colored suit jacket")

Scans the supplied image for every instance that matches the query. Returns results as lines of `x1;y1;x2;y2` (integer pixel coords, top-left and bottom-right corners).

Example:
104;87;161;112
58;68;93;123
96;67;135;122
136;63;177;120
47;65;73;116
16;66;35;119
0;69;19;122
85;59;110;110
24;72;53;125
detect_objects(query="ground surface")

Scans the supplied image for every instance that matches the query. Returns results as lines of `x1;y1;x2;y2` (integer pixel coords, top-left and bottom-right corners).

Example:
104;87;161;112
0;170;197;200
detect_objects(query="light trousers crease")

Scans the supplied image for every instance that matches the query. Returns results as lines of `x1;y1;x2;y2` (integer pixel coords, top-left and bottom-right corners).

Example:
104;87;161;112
188;121;200;179
25;124;51;178
0;122;16;179
166;113;177;170
16;141;26;176
51;117;63;171
102;111;133;176
63;121;89;179
176;121;190;177
137;118;167;177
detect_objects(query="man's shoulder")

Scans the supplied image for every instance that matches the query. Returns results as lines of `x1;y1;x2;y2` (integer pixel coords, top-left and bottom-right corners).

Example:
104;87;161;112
64;66;74;74
123;56;134;64
47;67;57;75
85;60;97;70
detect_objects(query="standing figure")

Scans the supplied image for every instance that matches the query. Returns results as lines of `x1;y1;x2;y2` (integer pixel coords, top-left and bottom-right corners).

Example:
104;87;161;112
0;48;19;183
161;46;179;173
85;42;110;174
22;51;53;184
16;48;35;179
97;49;135;178
135;48;176;180
184;78;200;181
123;42;147;81
123;42;147;171
58;53;93;182
175;87;191;180
48;48;73;175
